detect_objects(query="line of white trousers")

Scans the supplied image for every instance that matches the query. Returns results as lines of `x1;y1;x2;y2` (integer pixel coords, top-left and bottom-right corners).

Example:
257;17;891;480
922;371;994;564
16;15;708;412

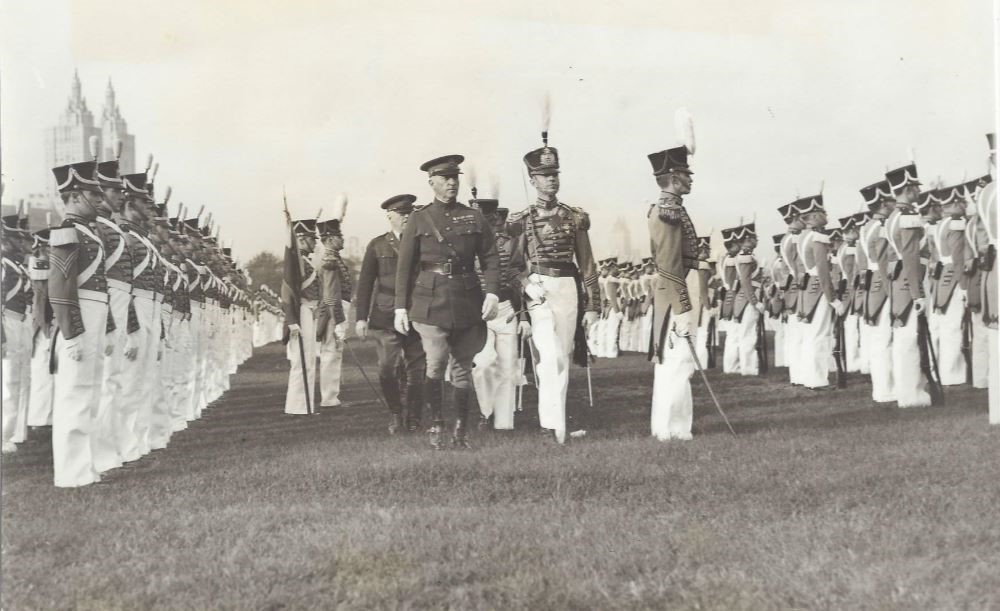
651;327;694;441
185;305;206;420
784;316;803;384
285;301;319;415
930;289;967;386
120;294;159;460
736;307;760;376
2;314;31;452
769;317;786;368
844;313;864;373
722;318;740;374
27;327;54;427
527;274;577;438
988;328;998;424
892;312;930;408
970;313;990;389
695;310;713;367
148;302;174;451
51;298;107;487
168;314;191;432
319;327;344;407
799;298;833;388
602;312;622;358
866;305;895;403
473;300;517;430
94;286;130;472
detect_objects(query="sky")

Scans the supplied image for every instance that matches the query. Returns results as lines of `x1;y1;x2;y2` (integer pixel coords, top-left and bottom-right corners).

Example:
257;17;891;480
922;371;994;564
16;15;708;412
1;0;996;263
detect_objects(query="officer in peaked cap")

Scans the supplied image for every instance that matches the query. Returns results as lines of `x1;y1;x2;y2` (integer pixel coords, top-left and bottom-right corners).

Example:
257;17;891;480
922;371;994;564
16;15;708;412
47;160;111;487
883;163;932;408
966;138;996;396
315;215;352;409
26;227;56;430
394;155;500;450
355;194;426;434
776;200;806;384
284;216;322;416
508;133;601;444
644;142;699;441
468;195;520;431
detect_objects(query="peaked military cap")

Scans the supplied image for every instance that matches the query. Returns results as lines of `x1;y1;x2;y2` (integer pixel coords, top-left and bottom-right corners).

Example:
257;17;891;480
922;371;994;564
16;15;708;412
860;180;893;210
33;227;51;242
420;154;464;177
731;223;757;242
291;218;317;236
96;160;122;189
183;217;200;233
777;201;800;223
122;172;153;201
222;247;233;257
1;214;22;232
52;161;102;194
794;194;825;215
721;227;736;243
885;163;921;191
772;233;784;250
838;212;870;230
647;146;693;176
381;194;417;212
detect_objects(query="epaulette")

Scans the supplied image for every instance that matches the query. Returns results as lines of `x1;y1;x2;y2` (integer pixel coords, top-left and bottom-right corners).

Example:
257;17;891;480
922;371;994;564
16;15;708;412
50;227;78;246
812;230;831;244
508;209;530;223
559;204;590;230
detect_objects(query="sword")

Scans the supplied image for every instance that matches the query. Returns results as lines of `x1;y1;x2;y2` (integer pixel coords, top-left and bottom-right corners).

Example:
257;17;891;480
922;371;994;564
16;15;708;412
296;331;313;415
344;338;391;413
677;324;736;436
585;356;594;407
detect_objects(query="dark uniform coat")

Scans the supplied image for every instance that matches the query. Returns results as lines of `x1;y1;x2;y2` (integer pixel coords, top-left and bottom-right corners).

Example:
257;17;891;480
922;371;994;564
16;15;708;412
355;231;402;331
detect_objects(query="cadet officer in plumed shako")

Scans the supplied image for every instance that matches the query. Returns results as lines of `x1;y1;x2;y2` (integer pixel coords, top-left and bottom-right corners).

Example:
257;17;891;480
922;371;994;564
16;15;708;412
316;210;352;409
48;159;112;487
394;155;500;450
777;201;805;385
355;194;426;434
838;212;870;374
858;180;896;403
795;195;845;389
927;184;969;386
731;223;764;376
470;196;520;431
645;142;699;441
284;217;321;416
718;228;740;374
767;233;788;369
508;134;601;444
884;163;931;408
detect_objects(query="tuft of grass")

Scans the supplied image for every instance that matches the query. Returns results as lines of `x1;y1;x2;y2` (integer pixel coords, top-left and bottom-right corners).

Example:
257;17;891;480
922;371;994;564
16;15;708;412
2;338;997;610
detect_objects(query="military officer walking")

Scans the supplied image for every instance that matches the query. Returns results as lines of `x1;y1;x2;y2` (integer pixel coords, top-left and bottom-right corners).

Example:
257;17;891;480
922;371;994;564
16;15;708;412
394;155;500;450
354;194;426;434
283;218;321;415
316;212;351;408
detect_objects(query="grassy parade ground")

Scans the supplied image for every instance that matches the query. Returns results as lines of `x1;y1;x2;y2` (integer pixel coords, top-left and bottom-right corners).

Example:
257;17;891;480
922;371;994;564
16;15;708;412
2;338;997;609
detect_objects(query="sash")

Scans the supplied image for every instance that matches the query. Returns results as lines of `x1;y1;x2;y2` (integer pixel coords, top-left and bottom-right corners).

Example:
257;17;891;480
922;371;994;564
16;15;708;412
95;216;127;271
73;222;105;285
2;258;23;301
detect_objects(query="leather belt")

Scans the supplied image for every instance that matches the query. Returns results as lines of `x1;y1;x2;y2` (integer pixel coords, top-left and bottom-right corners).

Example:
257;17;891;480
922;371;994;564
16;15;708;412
107;278;131;293
78;288;109;304
421;261;474;275
133;288;156;301
530;262;577;277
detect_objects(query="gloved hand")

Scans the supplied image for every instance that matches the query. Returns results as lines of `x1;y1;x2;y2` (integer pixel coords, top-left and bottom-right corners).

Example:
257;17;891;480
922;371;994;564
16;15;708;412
671;311;694;338
912;297;926;315
524;282;545;302
124;333;139;361
65;338;84;362
104;342;114;357
755;301;765;314
288;323;301;337
355;320;368;339
334;322;347;341
518;320;532;338
394;309;410;335
832;299;846;316
583;311;598;329
481;293;499;321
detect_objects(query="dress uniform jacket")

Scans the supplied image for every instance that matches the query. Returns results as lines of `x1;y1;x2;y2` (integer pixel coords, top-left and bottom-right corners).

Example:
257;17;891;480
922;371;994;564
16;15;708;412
355;232;402;331
720;255;737;320
316;252;352;342
861;219;892;324
49;217;109;340
978;181;997;326
647;192;699;359
732;251;759;320
798;230;836;323
394;199;500;330
931;217;968;312
779;233;801;316
886;207;925;326
767;257;786;319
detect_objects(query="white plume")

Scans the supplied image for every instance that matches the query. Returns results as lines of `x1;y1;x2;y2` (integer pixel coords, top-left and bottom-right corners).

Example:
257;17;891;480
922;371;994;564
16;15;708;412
88;135;100;159
114;139;123;160
164;186;172;205
338;193;349;221
675;107;696;155
541;92;552;132
145;154;153;173
151;162;159;182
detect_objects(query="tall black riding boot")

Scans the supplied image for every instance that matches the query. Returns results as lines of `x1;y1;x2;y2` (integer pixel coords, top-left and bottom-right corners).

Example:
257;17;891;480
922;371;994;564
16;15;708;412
425;378;445;450
405;380;423;433
379;376;403;435
451;386;472;449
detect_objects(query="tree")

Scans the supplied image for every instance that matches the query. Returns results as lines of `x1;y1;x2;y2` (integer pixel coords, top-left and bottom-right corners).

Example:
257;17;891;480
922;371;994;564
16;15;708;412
244;251;283;294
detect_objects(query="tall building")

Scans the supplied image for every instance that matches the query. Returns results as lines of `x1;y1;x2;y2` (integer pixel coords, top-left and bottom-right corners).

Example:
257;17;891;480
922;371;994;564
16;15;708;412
43;71;135;198
610;216;638;262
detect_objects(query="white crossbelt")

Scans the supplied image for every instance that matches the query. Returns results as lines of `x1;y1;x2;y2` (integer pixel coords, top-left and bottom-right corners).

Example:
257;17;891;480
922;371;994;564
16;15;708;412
74;222;105;286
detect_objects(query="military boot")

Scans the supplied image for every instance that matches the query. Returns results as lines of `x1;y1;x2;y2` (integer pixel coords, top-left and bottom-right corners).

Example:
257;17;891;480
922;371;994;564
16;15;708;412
405;380;423;433
379;376;403;435
451;386;472;449
425;378;446;450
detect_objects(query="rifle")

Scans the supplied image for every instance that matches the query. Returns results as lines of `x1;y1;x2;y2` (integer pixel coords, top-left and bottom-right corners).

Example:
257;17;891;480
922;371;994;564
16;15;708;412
832;279;848;389
756;308;768;375
961;306;973;385
916;311;945;406
706;316;716;369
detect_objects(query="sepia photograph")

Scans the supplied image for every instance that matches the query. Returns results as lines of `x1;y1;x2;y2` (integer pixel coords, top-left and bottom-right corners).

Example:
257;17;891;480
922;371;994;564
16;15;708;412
1;0;998;608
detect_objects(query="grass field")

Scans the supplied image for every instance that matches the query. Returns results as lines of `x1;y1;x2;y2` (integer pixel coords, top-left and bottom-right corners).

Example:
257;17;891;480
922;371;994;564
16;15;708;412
2;337;998;610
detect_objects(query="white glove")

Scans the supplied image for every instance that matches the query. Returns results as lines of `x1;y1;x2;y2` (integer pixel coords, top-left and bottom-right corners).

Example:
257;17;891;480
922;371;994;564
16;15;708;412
65;338;84;362
334;322;347;341
481;293;499;321
124;333;139;361
524;282;545;302
288;323;301;337
394;309;410;335
104;342;114;357
355;320;368;339
912;297;926;314
583;311;598;329
832;299;846;316
671;311;694;338
518;320;532;338
755;301;766;314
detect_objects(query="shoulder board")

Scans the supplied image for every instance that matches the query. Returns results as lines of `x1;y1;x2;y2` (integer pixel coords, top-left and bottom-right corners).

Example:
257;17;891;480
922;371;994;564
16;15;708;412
948;218;967;231
50;227;78;246
898;214;924;229
508;209;530;223
559;204;590;230
812;231;831;244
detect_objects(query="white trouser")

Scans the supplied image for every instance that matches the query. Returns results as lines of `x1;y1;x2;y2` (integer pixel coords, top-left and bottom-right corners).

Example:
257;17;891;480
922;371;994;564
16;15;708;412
857;313;871;374
27;326;55;427
319;324;344;407
971;312;990;388
52;298;107;487
186;305;205;420
603;311;621;358
736;306;760;376
640;307;654;355
868;305;895;403
587;314;603;357
722;317;740;374
94;286;130;472
2;313;30;451
473;300;518;430
695;310;712;367
527;275;577;439
148;301;173;451
988;328;998;424
170;314;191;432
771;318;786;368
651;322;694;441
285;301;319;415
121;295;159;458
784;316;801;383
800;298;833;388
892;312;930;408
844;313;863;373
932;289;967;386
